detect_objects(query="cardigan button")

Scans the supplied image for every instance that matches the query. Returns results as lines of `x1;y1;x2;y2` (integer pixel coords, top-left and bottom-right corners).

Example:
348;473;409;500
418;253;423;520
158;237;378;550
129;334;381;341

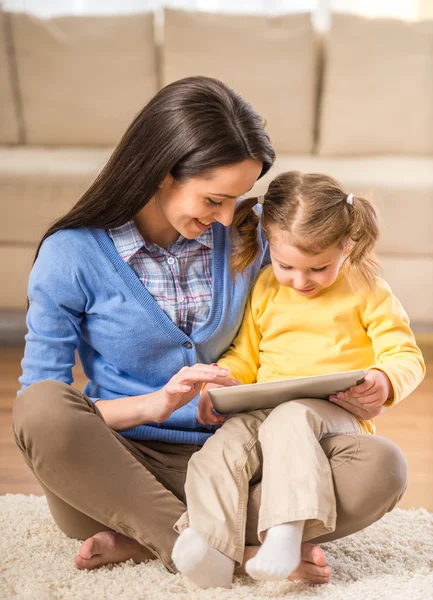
183;341;193;349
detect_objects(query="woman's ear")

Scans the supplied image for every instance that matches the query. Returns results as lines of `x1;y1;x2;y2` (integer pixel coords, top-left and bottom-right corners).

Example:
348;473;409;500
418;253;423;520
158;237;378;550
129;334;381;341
158;174;174;190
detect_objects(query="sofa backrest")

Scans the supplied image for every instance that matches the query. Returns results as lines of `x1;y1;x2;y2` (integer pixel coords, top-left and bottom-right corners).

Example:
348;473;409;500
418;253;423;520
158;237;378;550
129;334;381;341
8;11;157;146
162;9;317;155
1;8;432;156
318;13;433;156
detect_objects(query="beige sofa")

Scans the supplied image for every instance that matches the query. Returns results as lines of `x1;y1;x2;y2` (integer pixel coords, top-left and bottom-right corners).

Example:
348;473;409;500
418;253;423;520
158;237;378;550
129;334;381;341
1;8;433;337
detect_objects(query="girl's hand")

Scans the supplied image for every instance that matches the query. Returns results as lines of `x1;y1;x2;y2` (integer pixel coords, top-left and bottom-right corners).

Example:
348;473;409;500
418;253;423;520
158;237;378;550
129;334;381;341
328;369;392;420
196;366;240;425
150;364;238;424
196;383;227;425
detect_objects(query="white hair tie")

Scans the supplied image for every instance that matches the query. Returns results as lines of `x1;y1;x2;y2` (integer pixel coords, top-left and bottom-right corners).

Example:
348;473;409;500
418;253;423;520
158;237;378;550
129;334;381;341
257;194;265;205
347;193;354;206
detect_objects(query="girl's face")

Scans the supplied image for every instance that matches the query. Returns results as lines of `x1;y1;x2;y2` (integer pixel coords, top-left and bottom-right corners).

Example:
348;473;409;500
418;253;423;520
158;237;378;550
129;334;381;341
155;159;263;239
269;229;349;297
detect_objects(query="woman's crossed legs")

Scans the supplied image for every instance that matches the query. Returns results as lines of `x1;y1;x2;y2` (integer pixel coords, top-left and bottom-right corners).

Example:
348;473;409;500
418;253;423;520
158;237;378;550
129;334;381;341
13;381;407;587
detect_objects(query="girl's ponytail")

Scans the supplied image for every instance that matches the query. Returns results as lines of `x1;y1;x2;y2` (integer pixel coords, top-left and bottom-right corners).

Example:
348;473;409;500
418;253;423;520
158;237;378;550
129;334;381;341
230;197;261;276
347;195;380;288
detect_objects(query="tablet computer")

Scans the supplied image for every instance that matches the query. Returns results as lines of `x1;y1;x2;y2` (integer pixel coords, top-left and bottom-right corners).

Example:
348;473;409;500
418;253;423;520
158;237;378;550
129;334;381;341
209;369;366;414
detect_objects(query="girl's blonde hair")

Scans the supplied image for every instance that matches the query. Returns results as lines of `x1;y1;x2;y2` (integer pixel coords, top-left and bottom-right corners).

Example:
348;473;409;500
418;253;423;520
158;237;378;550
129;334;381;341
231;171;380;288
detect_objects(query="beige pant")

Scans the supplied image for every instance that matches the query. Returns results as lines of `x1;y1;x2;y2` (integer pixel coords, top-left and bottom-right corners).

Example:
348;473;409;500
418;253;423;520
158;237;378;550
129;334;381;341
176;399;363;563
13;380;408;573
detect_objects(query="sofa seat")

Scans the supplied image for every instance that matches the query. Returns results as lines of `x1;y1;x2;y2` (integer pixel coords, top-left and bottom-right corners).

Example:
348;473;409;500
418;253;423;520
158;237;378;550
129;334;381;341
2;147;433;324
1;147;111;245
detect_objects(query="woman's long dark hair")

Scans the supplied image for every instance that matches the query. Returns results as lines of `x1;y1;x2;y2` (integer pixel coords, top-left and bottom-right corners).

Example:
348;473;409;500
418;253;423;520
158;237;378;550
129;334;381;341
34;76;275;264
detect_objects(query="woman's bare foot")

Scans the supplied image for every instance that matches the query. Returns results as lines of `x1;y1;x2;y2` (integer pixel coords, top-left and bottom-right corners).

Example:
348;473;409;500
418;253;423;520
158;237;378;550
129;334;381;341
75;533;330;584
74;531;155;570
236;542;331;585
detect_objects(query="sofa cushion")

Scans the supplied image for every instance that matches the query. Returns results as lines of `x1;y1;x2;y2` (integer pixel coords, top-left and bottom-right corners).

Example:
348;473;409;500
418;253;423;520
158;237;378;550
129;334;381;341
0;11;20;143
1;147;110;244
162;8;316;155
10;12;157;146
249;154;433;255
317;13;433;156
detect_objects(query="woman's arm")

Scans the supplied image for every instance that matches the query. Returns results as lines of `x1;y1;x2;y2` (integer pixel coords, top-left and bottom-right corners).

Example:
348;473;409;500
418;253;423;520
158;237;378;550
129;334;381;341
96;363;237;430
20;238;85;391
22;239;237;432
95;394;163;430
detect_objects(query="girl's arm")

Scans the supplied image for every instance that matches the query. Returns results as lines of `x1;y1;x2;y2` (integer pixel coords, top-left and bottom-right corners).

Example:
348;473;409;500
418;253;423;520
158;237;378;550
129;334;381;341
364;279;426;406
196;290;262;425
217;293;262;384
329;280;425;420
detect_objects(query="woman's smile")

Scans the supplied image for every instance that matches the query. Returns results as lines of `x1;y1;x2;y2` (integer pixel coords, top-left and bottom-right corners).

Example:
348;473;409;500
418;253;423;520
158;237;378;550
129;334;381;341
194;217;213;231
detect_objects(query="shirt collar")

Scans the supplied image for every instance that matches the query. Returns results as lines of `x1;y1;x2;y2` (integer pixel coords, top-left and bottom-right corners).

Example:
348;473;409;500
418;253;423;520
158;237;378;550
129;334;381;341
108;221;145;263
109;221;214;263
192;227;214;250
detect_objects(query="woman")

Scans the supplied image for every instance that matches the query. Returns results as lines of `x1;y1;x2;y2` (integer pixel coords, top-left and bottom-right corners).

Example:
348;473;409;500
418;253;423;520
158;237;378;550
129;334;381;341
12;76;407;585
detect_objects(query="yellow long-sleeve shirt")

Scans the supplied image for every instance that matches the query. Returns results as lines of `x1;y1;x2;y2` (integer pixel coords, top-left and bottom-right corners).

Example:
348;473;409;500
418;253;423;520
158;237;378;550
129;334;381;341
218;265;425;434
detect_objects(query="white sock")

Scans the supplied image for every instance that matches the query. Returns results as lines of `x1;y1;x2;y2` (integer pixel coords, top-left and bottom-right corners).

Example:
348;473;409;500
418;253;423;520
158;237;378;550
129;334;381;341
172;528;235;589
246;521;304;581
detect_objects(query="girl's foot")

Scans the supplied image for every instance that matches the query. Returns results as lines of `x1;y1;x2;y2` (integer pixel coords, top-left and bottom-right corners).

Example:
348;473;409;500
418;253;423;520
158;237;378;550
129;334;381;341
237;542;331;585
74;531;155;570
172;528;234;589
246;521;304;581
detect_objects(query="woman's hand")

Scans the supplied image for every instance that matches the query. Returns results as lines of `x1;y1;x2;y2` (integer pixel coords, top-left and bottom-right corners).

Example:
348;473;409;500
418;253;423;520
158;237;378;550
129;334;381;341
97;364;238;431
328;369;392;420
149;364;239;424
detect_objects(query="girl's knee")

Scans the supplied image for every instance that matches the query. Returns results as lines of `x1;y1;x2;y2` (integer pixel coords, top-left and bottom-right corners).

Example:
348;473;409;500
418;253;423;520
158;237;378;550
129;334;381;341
261;399;318;430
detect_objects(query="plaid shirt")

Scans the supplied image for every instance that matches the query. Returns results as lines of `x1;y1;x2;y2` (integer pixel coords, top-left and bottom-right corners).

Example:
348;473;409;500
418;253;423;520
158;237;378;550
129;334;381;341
109;221;213;336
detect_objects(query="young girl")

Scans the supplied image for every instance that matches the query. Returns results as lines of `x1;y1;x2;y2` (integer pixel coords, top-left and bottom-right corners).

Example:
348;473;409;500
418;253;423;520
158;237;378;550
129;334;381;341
172;170;425;588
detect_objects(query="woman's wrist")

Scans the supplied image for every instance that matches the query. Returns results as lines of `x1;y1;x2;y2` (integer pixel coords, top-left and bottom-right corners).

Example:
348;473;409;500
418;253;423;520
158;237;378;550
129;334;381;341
96;391;166;431
136;389;173;424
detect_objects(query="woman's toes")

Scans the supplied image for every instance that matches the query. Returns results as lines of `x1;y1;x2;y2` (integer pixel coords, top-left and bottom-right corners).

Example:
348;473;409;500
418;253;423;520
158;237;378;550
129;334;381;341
74;554;104;570
310;545;328;567
300;542;327;567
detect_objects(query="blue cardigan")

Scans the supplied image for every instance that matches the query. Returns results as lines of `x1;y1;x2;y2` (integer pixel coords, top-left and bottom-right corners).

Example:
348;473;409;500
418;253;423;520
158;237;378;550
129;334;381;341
20;223;268;445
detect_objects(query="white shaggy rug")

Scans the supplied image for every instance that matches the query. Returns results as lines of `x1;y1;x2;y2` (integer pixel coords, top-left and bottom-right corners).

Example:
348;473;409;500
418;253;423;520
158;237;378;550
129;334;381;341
1;495;432;600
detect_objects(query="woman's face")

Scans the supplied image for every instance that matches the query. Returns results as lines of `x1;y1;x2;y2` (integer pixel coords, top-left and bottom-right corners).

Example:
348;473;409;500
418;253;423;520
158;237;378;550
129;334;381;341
156;159;263;239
